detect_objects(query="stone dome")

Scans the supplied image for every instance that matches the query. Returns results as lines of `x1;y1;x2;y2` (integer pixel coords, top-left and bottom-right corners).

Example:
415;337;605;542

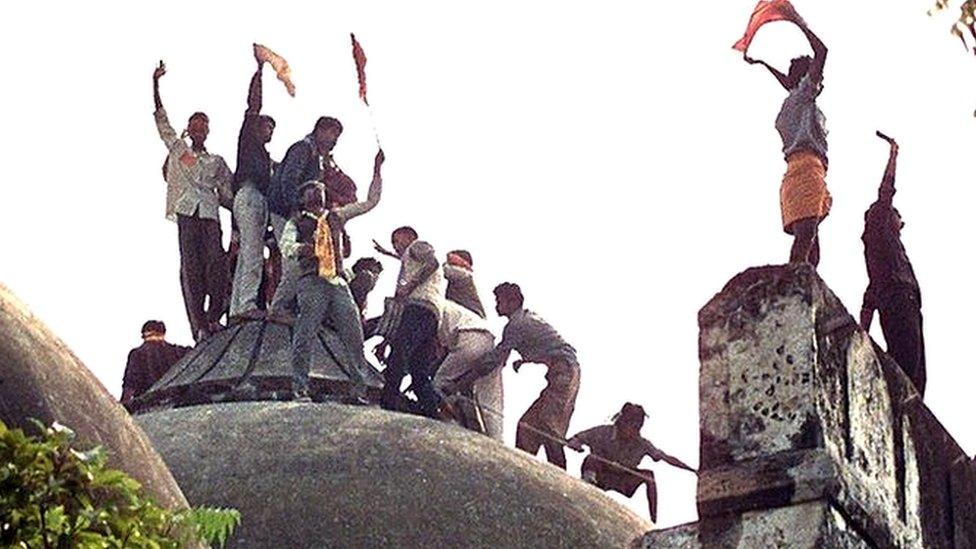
0;283;188;509
136;401;648;548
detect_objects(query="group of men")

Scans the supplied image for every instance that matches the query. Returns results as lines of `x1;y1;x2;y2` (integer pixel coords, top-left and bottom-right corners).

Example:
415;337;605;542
132;48;701;522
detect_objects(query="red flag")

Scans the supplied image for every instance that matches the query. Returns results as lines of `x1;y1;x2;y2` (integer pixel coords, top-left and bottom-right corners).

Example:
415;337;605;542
351;33;369;105
732;0;803;53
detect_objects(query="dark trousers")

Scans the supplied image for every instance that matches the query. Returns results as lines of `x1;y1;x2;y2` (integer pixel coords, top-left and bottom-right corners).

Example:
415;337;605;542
177;214;227;338
880;289;926;396
381;303;440;417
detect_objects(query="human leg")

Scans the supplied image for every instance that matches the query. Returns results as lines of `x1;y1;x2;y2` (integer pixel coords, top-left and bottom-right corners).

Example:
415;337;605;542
229;185;269;318
177;214;207;339
789;217;819;266
292;276;328;397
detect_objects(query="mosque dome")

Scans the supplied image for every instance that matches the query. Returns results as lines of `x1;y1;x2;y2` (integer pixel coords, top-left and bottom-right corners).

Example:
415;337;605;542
136;401;649;548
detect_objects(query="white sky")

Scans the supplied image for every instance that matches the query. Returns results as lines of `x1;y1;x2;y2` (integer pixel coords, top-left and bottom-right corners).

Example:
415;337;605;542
2;0;974;529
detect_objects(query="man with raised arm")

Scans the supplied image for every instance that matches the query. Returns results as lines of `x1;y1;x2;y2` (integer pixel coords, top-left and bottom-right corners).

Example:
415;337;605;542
568;403;697;523
152;61;233;342
228;49;280;322
279;150;385;401
860;132;926;396
740;6;830;267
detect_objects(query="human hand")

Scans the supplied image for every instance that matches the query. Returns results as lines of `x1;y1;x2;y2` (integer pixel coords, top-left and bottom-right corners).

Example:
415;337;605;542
512;359;525;373
153;60;166;80
567;438;584;452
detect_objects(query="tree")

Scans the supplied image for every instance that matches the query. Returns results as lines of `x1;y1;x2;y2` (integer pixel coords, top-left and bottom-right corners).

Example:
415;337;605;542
0;419;240;548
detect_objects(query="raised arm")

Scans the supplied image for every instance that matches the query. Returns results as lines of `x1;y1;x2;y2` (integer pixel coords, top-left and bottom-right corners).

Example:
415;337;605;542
876;131;898;200
800;24;827;83
246;61;264;115
153;60;165;111
335;149;385;222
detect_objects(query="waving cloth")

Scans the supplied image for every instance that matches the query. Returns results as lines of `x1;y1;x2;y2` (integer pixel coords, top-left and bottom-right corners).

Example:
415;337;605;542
351;33;369;105
254;43;296;97
733;0;804;53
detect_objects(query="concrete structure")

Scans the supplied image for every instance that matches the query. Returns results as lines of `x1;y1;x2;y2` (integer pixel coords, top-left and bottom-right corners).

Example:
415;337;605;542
645;265;975;548
137;401;649;547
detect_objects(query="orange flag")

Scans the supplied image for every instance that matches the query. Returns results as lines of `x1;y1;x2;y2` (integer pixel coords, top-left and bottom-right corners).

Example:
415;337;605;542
351;33;369;105
732;0;803;53
254;43;296;97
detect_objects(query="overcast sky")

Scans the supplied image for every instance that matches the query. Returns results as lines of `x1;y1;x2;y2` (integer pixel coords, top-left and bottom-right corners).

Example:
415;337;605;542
2;0;975;529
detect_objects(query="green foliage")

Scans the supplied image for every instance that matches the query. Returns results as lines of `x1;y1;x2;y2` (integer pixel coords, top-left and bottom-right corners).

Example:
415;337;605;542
0;419;240;548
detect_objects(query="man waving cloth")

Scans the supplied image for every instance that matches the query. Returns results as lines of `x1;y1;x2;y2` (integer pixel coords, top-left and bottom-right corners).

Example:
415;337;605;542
736;1;831;267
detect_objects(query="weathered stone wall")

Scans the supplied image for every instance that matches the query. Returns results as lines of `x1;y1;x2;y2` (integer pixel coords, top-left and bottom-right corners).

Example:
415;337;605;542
646;265;975;548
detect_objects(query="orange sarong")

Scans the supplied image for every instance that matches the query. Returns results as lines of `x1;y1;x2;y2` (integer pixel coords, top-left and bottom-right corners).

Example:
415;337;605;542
780;151;831;233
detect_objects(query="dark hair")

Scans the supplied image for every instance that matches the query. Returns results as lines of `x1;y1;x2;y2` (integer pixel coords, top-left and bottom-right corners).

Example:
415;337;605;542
259;114;276;129
612;403;647;426
449;250;473;266
353;257;383;274
314;116;343;135
392;226;418;242
493;282;524;308
141;320;166;336
188;112;209;125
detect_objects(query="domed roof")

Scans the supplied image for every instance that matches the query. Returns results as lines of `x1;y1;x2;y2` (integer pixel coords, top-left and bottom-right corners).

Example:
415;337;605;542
131;320;385;412
0;283;188;509
137;401;649;548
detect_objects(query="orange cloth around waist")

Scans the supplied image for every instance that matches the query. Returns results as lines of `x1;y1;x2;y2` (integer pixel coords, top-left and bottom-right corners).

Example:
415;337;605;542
780;151;831;233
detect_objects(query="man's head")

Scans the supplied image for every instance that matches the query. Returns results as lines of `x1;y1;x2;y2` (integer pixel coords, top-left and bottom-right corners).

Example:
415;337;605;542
613;402;647;439
298;181;325;213
447;250;473;270
786;56;812;89
141;320;166;340
256;115;275;144
391;226;418;256
493;282;524;317
313;116;343;156
353;257;383;276
186;112;209;147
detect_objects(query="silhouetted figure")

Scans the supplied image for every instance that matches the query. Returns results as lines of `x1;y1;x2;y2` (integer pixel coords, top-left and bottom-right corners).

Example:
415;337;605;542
744;16;830;267
374;226;444;417
152;61;233;342
229;52;279;322
349;257;383;318
268;116;346;321
568;403;696;523
477;283;580;470
281;150;384;401
121;321;190;410
444;250;486;318
860;132;926;396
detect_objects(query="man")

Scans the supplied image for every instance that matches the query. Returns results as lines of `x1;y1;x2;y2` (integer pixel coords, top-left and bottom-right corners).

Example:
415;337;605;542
280;149;385;401
433;299;500;440
744;15;830;266
349;257;383;317
228;53;279;322
440;249;502;439
567;403;697;523
476;283;580;469
860;132;926;396
120;321;191;410
444;250;486;317
153;61;233;342
267;116;345;318
374;227;444;417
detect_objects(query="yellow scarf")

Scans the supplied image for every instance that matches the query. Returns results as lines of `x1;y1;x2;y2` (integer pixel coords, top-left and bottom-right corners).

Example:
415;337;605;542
314;214;338;279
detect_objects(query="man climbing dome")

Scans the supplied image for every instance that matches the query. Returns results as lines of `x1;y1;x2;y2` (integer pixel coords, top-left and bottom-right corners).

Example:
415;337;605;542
567;403;697;523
